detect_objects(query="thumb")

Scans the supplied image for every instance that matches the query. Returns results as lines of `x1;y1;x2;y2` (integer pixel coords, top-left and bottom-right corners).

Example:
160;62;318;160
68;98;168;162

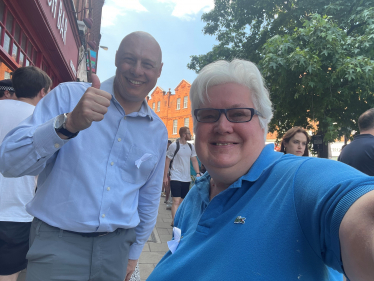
91;73;101;89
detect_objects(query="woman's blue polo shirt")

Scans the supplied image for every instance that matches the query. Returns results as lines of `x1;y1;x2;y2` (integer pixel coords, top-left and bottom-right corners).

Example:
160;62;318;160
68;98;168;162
148;144;374;280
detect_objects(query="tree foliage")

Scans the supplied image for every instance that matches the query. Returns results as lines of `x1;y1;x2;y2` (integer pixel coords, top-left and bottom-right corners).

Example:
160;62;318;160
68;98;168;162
188;0;374;144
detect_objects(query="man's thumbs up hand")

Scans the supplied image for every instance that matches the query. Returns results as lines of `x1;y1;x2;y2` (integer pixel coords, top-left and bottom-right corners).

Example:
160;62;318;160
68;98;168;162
63;74;112;135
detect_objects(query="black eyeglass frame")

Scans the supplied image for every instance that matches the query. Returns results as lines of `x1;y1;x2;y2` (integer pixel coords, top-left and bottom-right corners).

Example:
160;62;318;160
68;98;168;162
194;108;264;123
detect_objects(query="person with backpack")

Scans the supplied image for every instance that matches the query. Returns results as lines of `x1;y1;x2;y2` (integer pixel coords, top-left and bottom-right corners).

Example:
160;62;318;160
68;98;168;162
163;127;201;226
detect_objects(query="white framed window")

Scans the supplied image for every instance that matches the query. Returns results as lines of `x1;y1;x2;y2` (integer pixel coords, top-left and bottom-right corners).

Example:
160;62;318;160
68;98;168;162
173;120;178;135
4;72;11;79
157;101;160;112
184;118;189;127
183;96;188;108
176;98;181;110
152;103;155;111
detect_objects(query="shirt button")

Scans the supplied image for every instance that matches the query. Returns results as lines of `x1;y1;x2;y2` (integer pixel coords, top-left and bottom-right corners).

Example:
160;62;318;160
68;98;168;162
118;138;121;142
102;214;105;218
54;143;60;148
107;187;110;191
110;162;114;166
124;117;126;120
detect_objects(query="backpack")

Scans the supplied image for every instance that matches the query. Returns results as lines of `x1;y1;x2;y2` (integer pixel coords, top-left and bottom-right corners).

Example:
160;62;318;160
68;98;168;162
169;140;192;175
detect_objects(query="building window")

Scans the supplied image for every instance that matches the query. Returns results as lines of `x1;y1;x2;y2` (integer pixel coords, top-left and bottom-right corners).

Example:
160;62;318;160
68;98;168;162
184;118;189;127
0;4;39;68
173;120;178;135
183;96;188;108
152;103;155;111
176;98;180;110
157;101;160;112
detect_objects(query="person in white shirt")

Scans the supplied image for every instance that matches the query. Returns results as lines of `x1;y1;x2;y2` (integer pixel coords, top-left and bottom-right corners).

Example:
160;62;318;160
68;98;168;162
0;66;51;281
163;127;201;226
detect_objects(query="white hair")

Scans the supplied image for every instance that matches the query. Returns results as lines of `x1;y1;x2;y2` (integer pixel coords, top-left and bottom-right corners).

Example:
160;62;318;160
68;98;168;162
190;59;273;140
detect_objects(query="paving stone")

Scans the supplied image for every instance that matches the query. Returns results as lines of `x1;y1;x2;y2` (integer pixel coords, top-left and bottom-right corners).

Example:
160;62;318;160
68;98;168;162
139;251;165;264
149;242;169;252
156;228;169;235
138;263;155;280
159;234;172;243
142;243;150;252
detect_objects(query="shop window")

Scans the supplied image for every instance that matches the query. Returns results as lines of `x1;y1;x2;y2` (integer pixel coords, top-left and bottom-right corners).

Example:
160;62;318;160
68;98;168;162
19;52;24;66
11;42;17;61
173;120;178;135
25;59;29;66
3;32;9;53
0;1;4;22
33;50;37;65
5;10;12;32
14;22;20;43
21;33;26;50
27;43;32;58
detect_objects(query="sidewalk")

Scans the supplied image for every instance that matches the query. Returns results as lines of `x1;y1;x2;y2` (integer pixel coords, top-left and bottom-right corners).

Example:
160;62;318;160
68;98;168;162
17;197;172;281
139;197;173;280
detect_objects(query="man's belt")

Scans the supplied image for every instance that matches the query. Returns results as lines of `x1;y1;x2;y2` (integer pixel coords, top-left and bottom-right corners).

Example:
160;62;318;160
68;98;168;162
64;230;110;237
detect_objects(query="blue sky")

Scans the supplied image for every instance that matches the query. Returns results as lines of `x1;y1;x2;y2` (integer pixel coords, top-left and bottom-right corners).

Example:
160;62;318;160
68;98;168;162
96;0;217;95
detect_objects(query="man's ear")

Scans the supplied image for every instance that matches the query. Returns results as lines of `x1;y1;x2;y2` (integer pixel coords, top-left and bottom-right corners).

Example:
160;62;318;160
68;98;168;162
157;62;163;78
39;88;47;99
4;90;12;99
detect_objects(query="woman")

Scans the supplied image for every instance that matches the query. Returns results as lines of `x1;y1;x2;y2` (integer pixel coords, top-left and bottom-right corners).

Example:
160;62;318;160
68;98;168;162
280;126;309;156
146;59;374;281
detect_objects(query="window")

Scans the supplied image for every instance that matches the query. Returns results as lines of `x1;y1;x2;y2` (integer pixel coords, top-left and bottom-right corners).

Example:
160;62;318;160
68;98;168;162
176;98;180;110
4;71;10;79
0;5;39;68
157;101;160;112
173;120;178;135
184;118;189;127
183;96;188;108
152;102;155;111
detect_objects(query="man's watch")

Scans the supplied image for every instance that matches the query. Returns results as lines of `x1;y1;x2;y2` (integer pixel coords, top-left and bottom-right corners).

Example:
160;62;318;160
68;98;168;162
54;113;79;139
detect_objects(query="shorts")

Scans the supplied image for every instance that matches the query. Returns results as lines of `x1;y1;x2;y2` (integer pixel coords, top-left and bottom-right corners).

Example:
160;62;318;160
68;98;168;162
0;221;31;275
170;181;190;199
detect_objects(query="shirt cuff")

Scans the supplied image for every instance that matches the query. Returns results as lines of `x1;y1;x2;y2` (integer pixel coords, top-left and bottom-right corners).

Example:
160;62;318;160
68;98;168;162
128;243;144;260
33;117;69;157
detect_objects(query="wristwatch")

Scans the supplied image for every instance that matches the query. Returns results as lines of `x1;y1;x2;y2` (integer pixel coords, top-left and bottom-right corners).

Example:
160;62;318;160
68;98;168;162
54;113;79;139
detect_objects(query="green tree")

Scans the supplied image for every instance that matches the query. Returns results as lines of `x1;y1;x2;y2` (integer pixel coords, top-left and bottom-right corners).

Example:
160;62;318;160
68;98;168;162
189;0;374;157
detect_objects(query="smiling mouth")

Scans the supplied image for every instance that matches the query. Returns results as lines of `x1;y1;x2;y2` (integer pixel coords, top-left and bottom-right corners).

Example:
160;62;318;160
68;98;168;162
212;142;236;146
127;78;145;85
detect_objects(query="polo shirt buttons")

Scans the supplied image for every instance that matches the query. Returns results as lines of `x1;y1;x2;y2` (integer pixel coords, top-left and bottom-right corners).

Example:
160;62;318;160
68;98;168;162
107;187;110;191
118;138;121;142
54;143;60;149
102;214;105;218
110;162;114;166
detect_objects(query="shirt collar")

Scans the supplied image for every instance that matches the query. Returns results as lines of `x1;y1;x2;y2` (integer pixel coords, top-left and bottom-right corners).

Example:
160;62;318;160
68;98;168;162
100;76;153;120
194;144;283;202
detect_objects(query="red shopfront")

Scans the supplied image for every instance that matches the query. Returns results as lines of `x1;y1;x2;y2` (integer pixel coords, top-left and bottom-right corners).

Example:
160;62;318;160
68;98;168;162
0;0;81;88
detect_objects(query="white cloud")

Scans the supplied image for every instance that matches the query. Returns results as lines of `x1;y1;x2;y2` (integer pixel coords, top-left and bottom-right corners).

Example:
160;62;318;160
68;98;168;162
101;0;148;27
157;0;214;21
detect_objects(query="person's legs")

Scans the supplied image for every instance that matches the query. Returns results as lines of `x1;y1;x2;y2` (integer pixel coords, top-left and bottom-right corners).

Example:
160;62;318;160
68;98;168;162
26;218;135;281
171;197;183;226
0;221;31;281
164;181;171;203
170;181;183;226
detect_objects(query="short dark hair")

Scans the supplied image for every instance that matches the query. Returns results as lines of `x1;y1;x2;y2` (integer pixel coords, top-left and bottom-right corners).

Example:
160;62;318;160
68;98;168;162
12;66;52;99
358;108;374;132
280;127;309;156
168;140;172;144
179;126;190;137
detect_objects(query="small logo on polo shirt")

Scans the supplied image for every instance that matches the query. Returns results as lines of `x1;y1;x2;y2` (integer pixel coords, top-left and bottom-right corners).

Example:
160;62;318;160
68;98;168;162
234;216;246;224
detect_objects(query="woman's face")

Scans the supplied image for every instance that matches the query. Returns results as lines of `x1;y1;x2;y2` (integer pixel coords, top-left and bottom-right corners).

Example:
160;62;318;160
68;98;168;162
195;83;265;178
284;132;307;156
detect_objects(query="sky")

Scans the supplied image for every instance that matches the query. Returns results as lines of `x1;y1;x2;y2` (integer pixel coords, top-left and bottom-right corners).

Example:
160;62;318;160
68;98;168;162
96;0;218;96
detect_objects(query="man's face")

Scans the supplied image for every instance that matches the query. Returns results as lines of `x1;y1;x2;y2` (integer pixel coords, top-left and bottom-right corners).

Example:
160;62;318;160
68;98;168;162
114;33;163;106
185;130;192;141
195;83;265;176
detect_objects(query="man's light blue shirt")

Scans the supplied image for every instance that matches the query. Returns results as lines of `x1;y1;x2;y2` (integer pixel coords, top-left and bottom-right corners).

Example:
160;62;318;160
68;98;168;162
0;76;168;259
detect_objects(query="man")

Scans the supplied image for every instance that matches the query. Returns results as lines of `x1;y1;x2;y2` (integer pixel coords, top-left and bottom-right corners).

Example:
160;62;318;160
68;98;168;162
0;79;16;100
147;59;374;281
338;108;374;176
0;67;51;281
163;127;200;226
0;31;167;281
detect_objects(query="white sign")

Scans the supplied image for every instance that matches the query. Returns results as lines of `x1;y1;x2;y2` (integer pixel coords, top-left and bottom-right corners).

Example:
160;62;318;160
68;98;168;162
47;0;68;45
